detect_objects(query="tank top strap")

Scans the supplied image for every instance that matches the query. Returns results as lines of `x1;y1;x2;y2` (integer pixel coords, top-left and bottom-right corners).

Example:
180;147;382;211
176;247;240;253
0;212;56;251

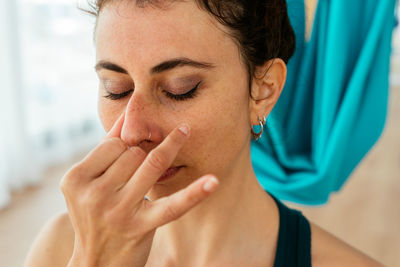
270;193;312;267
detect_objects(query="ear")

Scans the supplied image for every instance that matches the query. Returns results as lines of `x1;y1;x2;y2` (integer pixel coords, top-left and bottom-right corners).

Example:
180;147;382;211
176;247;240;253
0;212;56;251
249;58;287;126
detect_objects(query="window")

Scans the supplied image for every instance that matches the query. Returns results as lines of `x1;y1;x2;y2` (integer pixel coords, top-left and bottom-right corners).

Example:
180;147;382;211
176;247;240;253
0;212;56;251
0;0;103;208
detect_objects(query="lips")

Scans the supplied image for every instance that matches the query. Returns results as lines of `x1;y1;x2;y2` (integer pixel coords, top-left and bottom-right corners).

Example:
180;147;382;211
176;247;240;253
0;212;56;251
157;166;183;182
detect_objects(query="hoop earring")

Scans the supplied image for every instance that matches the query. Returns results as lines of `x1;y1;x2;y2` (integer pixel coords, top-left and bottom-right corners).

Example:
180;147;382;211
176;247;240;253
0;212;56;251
251;115;267;141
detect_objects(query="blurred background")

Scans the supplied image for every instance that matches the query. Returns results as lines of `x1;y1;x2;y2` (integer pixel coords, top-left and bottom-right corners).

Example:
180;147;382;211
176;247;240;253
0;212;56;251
0;0;399;266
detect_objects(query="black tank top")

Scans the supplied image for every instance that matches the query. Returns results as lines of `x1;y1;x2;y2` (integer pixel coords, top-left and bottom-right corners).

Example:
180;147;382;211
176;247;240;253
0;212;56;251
270;193;312;267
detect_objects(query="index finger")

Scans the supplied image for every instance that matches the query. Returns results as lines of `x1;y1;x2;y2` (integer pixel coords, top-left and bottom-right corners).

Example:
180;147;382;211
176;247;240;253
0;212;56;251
121;123;190;199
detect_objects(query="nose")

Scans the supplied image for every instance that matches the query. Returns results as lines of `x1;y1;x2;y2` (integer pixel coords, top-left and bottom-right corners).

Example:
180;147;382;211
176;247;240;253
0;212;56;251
120;93;161;151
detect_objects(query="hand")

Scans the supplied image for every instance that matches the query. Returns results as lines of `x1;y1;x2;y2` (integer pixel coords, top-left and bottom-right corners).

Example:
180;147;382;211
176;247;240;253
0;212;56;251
61;112;219;267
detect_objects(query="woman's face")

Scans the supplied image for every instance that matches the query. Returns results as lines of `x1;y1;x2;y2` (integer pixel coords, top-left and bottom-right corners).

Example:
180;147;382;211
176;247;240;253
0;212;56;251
95;1;253;197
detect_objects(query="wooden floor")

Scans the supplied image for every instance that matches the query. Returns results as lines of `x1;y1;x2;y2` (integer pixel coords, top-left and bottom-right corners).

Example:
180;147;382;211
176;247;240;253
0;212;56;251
0;74;399;267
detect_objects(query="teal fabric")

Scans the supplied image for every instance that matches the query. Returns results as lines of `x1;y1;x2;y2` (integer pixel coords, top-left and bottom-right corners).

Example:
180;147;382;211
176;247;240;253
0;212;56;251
251;0;398;205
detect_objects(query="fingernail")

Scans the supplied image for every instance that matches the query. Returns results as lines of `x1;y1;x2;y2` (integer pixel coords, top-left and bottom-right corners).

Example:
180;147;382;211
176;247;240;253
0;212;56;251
203;176;219;192
179;124;190;136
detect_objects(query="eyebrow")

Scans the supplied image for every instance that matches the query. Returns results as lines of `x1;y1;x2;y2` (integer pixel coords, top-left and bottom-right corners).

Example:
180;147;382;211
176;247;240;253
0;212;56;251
95;61;128;74
150;57;215;74
95;57;215;75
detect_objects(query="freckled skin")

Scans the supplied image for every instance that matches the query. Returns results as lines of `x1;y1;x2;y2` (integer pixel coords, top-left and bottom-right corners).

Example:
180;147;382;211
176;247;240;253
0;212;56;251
96;1;252;199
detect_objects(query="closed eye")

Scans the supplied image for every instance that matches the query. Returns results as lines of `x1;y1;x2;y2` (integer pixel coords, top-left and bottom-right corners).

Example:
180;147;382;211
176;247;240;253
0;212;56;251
102;81;201;101
163;81;201;101
103;89;133;100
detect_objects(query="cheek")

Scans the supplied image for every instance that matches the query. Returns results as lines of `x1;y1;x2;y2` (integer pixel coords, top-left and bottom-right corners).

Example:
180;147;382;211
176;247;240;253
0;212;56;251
182;82;250;176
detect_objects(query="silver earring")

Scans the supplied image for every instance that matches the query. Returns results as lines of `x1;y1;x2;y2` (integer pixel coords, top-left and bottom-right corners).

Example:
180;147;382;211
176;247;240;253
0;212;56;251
148;131;152;141
251;115;267;141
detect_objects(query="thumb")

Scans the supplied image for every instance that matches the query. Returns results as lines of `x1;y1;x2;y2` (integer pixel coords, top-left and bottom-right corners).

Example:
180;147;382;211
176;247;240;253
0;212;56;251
105;111;126;139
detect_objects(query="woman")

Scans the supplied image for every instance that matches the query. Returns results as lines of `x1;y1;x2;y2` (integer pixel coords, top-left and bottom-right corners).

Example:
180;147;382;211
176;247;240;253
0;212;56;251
25;0;382;266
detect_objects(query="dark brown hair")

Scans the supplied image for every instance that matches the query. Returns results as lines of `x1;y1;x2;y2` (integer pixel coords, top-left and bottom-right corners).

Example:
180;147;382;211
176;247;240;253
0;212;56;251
84;0;295;97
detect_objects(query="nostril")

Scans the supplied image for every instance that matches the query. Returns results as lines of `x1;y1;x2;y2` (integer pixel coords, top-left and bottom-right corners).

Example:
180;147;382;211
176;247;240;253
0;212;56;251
137;139;151;147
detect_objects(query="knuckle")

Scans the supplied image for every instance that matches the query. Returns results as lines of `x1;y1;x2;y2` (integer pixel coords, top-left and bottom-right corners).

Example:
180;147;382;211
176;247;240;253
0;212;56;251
128;146;147;160
81;193;98;210
185;191;200;204
147;151;169;171
90;181;108;195
59;176;69;194
82;183;105;208
59;163;84;192
163;203;179;221
68;163;86;178
103;137;127;154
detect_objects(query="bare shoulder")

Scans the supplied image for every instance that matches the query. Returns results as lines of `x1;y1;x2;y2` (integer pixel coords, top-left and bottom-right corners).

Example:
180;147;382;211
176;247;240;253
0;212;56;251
24;211;74;267
310;222;383;267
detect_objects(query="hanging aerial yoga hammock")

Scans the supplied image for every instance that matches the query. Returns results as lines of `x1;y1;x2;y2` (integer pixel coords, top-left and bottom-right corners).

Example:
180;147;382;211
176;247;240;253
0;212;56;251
252;0;398;205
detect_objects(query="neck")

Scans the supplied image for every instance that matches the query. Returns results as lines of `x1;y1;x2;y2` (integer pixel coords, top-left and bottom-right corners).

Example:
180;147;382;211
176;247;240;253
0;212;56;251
148;148;279;266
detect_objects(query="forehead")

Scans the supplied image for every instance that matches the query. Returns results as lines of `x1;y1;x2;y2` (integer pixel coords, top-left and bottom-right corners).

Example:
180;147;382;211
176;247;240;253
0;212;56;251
95;1;237;72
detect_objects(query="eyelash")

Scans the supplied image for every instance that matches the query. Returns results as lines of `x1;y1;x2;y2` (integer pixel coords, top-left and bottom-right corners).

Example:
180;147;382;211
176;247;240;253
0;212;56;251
103;81;201;101
103;90;133;100
162;81;201;101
